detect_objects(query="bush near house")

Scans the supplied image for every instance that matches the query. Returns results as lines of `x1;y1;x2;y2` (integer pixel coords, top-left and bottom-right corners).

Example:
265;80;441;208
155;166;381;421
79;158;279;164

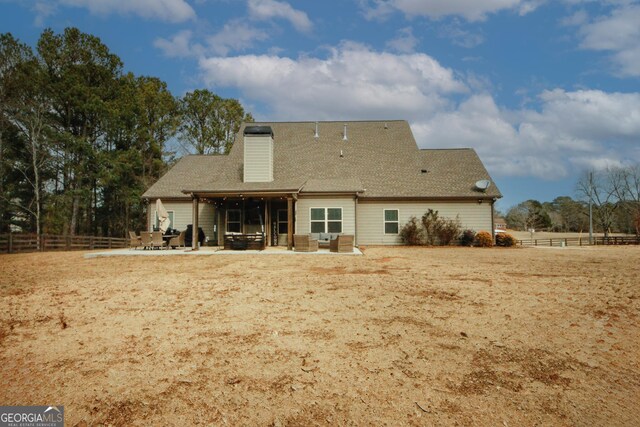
475;231;493;247
495;232;517;247
399;210;462;246
460;229;476;247
399;216;423;245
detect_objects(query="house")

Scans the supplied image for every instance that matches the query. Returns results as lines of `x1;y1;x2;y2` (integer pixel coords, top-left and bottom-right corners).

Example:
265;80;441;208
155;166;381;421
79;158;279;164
142;120;501;248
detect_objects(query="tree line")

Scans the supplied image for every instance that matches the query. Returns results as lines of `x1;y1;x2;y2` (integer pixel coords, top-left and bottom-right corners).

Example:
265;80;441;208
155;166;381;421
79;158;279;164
0;28;253;237
505;165;640;236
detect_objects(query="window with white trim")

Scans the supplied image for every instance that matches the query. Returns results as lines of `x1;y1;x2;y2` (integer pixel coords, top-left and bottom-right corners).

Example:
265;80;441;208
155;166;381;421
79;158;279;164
226;209;241;233
310;207;342;233
155;210;175;230
384;209;399;234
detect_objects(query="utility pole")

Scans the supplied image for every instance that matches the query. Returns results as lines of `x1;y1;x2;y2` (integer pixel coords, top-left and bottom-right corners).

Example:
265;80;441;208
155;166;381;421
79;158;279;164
589;171;593;245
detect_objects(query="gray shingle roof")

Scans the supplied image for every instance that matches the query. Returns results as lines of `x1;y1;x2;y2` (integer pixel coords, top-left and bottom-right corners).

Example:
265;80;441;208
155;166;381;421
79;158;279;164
142;120;502;200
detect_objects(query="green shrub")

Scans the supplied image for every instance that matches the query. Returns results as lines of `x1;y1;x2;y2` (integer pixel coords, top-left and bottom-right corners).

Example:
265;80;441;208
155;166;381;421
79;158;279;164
495;232;517;247
475;231;493;247
400;216;423;245
460;229;476;246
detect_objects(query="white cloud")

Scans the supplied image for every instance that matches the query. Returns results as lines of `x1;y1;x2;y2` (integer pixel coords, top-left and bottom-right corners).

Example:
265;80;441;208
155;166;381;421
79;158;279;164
418;89;640;179
576;4;640;76
155;22;269;58
361;0;538;22
59;0;195;22
198;43;640;179
247;0;312;32
386;27;419;53
154;30;203;58
438;20;484;48
199;42;467;120
207;20;269;56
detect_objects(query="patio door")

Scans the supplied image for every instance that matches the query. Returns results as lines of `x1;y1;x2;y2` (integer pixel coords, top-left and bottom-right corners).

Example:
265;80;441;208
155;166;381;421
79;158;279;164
277;209;288;246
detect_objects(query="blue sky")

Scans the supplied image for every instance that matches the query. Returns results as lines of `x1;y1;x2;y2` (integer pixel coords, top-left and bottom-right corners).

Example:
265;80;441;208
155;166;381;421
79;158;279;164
2;0;639;211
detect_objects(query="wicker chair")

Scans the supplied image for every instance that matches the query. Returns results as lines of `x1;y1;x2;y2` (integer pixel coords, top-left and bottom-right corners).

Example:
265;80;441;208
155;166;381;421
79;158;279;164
151;231;167;250
168;231;185;249
140;231;152;250
330;235;354;253
294;234;318;252
129;231;142;249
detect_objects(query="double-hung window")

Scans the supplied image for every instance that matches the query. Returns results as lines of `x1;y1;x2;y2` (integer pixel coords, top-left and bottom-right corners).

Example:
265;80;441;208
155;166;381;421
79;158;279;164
226;209;241;233
384;209;399;234
310;207;342;233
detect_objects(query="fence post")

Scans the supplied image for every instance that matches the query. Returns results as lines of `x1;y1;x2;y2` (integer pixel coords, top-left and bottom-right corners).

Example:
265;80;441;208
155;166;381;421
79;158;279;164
8;233;13;254
89;236;94;250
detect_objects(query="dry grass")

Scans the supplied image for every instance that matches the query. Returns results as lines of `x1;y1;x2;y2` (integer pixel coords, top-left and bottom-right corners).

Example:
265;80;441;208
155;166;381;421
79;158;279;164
0;246;639;426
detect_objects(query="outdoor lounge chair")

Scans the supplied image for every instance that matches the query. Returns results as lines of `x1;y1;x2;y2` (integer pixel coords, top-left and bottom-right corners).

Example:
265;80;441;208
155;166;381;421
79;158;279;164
330;235;354;253
168;231;185;249
129;231;142;249
140;231;152;250
294;234;318;252
151;231;167;250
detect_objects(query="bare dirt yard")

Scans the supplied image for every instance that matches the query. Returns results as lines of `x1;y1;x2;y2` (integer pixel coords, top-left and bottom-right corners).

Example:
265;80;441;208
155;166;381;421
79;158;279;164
1;246;639;426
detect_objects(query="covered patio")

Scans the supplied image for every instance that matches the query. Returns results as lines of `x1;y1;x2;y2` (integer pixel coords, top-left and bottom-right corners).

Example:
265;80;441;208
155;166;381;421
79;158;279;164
185;190;298;251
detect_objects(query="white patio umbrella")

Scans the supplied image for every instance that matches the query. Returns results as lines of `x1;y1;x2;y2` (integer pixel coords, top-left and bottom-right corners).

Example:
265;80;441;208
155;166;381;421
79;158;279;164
156;198;171;233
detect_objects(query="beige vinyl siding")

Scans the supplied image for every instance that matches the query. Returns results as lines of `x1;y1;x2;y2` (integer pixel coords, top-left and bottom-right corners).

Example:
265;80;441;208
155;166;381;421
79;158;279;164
243;135;273;182
357;201;493;245
295;197;356;235
149;201;215;239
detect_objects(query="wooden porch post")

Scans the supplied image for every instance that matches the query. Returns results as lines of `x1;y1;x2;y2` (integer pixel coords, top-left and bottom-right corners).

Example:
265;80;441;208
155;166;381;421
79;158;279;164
192;196;199;251
287;197;293;250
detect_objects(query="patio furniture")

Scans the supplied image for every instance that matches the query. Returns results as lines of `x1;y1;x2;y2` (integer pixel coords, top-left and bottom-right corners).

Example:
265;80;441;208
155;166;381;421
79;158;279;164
294;234;318;252
168;231;185;249
140;231;152;250
151;231;167;250
311;233;339;248
330;235;354;253
129;231;142;249
224;233;265;250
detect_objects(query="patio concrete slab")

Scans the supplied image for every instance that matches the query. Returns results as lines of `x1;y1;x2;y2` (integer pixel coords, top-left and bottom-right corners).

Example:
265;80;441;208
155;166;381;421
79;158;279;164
84;246;363;258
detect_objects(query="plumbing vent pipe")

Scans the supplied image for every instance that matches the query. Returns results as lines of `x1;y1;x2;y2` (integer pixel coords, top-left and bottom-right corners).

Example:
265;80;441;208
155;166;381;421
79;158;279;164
343;124;348;141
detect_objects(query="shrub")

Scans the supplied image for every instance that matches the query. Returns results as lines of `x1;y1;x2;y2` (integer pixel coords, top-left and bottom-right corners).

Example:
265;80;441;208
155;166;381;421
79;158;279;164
437;216;462;245
475;231;493;247
495;232;517;247
460;229;476;246
421;209;440;245
400;216;423;245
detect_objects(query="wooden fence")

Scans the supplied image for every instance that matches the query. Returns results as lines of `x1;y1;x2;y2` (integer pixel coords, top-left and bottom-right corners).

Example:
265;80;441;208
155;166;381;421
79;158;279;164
0;233;128;254
517;236;640;247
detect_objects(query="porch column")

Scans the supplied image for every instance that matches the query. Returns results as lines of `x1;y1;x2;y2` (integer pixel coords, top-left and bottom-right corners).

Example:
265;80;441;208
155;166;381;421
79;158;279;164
192;196;199;251
287;197;293;250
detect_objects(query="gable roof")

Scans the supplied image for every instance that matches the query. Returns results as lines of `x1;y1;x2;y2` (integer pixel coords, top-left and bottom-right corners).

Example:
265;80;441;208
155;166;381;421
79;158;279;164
142;120;501;200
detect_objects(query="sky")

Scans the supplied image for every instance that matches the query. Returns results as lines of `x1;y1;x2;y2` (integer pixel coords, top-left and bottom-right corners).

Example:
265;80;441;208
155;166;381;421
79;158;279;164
1;0;639;211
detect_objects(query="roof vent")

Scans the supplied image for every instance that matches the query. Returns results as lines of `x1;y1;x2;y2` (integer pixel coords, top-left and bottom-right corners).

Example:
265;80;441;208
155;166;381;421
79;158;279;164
343;124;348;141
384;122;388;129
314;122;319;138
340;149;344;158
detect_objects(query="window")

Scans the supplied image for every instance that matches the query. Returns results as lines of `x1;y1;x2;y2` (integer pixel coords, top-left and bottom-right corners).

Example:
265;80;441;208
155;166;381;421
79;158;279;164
384;209;399;234
226;209;241;233
310;207;342;233
155;210;174;230
277;209;288;234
